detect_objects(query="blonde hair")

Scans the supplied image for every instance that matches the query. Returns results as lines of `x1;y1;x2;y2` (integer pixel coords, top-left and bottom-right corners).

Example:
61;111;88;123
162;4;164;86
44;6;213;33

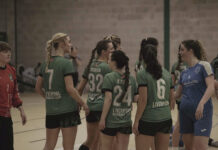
103;34;121;50
46;33;68;70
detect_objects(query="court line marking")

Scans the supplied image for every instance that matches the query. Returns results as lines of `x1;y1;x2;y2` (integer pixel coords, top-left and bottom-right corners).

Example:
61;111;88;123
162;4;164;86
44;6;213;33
29;136;62;143
14;128;45;134
13;117;44;124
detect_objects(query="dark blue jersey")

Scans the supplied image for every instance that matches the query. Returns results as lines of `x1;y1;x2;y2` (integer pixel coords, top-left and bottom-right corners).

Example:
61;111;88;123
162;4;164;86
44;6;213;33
179;61;213;115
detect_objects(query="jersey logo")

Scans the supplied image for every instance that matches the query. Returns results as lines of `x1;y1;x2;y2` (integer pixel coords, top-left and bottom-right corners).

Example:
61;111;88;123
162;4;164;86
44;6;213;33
195;66;201;74
188;75;191;79
9;74;13;81
201;129;207;132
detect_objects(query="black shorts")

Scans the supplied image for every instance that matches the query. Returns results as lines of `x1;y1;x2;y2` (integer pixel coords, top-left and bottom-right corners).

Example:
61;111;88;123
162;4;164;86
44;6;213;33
101;125;132;136
86;111;102;123
138;119;172;136
0;116;14;150
46;111;81;129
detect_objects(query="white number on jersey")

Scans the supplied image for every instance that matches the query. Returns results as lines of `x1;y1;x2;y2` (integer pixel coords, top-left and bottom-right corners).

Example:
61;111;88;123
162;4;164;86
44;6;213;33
157;79;166;100
113;85;132;107
88;73;104;92
47;69;54;90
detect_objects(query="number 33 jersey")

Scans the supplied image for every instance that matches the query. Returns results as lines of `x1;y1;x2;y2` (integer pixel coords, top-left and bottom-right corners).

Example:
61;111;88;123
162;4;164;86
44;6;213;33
136;68;173;122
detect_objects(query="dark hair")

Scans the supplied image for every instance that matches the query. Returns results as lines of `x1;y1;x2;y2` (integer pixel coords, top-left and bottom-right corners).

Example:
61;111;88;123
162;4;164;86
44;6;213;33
85;39;112;76
103;35;121;50
138;37;158;69
0;41;11;52
175;44;182;70
181;40;207;61
142;45;162;80
111;50;129;101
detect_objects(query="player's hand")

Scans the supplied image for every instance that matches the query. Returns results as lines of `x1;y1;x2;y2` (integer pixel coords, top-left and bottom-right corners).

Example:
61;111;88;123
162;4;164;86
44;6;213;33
82;103;89;116
20;110;27;125
170;100;175;110
195;102;204;120
133;121;139;136
99;119;105;130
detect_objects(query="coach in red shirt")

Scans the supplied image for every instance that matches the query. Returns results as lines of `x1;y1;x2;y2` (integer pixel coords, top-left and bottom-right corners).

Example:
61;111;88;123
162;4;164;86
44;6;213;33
0;41;27;150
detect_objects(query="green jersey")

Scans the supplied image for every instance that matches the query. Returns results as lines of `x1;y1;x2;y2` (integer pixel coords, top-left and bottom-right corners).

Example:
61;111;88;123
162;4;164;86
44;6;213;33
82;60;111;111
39;56;78;115
211;56;218;80
134;60;146;73
102;72;138;128
171;61;188;102
136;68;173;122
171;61;188;86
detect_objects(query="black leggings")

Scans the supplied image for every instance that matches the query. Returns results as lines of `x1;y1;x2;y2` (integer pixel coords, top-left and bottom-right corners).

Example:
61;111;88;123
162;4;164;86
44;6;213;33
0;116;14;150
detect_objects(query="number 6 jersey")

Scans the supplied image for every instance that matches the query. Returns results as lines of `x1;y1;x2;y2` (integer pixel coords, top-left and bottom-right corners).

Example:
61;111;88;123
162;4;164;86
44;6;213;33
136;68;173;122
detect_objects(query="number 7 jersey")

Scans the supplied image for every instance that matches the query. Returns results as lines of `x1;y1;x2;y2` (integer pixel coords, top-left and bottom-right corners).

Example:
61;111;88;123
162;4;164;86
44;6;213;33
39;56;78;115
82;60;112;111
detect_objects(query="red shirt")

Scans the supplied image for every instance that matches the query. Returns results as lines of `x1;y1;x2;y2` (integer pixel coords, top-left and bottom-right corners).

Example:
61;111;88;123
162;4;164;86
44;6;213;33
0;64;22;117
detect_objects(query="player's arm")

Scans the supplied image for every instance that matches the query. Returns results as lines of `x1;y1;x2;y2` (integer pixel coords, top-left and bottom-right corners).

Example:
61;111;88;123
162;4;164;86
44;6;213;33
134;86;147;123
17;106;27;125
65;75;89;115
133;86;147;135
170;89;175;110
171;74;176;86
35;76;45;98
174;84;182;100
195;75;214;120
99;91;112;130
77;77;88;95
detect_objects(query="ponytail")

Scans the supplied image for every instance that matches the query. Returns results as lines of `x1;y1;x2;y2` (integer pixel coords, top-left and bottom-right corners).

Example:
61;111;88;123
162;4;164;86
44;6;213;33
85;48;97;76
45;40;53;71
142;45;162;80
45;33;68;71
138;37;158;70
111;50;130;101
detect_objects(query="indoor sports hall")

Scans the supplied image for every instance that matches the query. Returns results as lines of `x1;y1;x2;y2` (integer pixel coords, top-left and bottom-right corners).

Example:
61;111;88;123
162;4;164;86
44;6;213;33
1;0;218;150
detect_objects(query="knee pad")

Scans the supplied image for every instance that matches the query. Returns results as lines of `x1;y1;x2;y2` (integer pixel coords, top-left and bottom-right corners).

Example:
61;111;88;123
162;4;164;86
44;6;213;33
79;144;89;150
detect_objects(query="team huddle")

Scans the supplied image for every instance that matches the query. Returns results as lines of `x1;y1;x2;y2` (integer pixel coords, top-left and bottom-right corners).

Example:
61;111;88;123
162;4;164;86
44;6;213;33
0;32;218;150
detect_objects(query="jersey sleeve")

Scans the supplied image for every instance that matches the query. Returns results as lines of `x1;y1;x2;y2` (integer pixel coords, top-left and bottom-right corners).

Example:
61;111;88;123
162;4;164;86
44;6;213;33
63;60;74;76
39;63;45;77
131;76;138;95
102;74;113;93
199;61;213;78
11;66;22;107
136;70;147;87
